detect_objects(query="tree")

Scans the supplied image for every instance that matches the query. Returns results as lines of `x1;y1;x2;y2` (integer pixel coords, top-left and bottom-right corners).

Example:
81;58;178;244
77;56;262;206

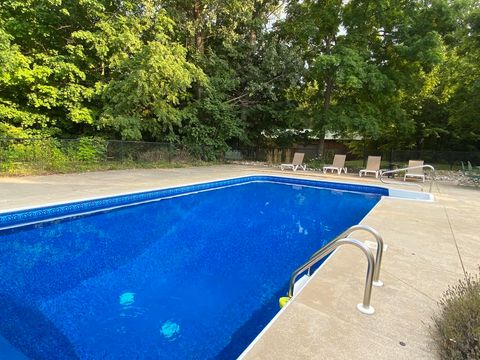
0;0;478;154
441;3;480;150
0;0;205;142
162;0;302;149
279;0;452;154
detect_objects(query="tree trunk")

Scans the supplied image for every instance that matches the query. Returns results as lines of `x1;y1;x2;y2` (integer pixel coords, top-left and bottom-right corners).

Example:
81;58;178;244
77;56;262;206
192;0;204;100
318;34;335;157
317;77;334;157
250;0;273;46
193;1;205;55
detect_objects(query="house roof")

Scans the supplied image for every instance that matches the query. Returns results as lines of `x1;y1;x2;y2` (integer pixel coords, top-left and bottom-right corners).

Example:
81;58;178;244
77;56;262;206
261;129;362;140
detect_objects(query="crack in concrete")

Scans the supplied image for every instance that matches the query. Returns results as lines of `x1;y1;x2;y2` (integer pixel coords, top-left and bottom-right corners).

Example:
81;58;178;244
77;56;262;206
383;269;437;303
442;204;467;277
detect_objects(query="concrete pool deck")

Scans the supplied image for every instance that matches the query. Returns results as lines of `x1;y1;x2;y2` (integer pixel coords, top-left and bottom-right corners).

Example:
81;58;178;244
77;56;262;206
1;165;479;359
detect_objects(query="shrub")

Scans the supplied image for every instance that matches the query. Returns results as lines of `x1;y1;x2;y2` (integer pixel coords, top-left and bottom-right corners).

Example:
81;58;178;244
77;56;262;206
75;137;107;162
432;269;480;359
0;139;69;174
39;139;69;171
306;157;324;170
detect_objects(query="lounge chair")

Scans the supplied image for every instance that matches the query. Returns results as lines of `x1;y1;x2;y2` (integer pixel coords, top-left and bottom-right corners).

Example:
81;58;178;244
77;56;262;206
280;152;306;171
404;160;425;182
323;154;347;174
468;161;475;172
359;156;382;178
461;161;480;185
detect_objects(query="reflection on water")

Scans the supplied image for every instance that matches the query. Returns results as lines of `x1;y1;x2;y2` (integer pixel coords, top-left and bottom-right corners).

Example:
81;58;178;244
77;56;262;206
160;321;180;341
118;291;147;318
119;292;135;306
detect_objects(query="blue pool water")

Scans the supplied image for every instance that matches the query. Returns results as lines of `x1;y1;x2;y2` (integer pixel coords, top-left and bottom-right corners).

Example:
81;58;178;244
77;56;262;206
0;177;383;359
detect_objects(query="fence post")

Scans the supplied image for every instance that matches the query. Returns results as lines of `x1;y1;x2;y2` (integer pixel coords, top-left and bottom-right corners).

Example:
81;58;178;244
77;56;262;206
286;148;291;163
104;140;109;163
362;140;367;168
274;148;280;164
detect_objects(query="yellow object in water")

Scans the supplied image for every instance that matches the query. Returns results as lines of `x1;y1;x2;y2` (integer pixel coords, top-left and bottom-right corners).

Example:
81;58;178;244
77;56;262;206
279;296;291;309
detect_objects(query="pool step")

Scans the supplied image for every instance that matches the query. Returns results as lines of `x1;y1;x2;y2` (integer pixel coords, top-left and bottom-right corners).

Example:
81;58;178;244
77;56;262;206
293;274;310;296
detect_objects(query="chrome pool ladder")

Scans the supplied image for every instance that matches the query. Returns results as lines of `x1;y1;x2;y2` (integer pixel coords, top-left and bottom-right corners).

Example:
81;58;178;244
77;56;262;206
380;164;436;192
280;225;384;315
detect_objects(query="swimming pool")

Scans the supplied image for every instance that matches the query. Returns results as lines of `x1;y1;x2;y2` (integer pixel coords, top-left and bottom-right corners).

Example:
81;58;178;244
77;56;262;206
0;176;386;359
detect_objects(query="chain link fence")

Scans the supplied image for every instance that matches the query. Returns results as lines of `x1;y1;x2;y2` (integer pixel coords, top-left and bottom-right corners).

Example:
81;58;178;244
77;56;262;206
0;138;224;175
227;146;480;171
1;137;478;175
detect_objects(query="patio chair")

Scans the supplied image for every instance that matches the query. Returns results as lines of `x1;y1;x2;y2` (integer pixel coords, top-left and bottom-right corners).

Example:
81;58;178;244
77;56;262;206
461;161;480;185
404;160;425;182
467;161;476;172
359;156;382;178
323;154;347;174
280;152;306;171
462;161;480;173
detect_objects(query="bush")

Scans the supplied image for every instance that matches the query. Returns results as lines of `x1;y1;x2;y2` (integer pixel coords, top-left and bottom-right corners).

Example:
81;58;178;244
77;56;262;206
0;138;69;174
0;137;217;175
306;157;324;170
432;269;480;359
75;137;107;162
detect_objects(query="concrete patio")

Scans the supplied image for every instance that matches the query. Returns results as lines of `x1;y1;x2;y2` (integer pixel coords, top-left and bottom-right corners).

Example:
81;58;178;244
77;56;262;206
1;165;479;359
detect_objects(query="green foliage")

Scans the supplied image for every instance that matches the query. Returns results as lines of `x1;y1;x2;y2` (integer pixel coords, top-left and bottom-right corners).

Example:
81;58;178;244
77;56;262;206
100;39;205;140
432;269;480;359
0;137;106;174
0;138;216;175
0;0;206;142
0;138;68;173
75;137;107;162
280;0;455;153
0;0;478;154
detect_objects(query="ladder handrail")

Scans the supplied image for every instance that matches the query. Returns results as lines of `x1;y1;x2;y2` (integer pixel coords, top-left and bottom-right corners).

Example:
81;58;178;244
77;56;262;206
287;237;376;314
379;164;436;192
307;225;384;286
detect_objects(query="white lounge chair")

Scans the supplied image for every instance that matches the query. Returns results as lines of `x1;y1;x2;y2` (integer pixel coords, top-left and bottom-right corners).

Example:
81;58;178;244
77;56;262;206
404;160;425;182
323;154;347;174
359;156;382;178
468;161;474;171
280;152;306;171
